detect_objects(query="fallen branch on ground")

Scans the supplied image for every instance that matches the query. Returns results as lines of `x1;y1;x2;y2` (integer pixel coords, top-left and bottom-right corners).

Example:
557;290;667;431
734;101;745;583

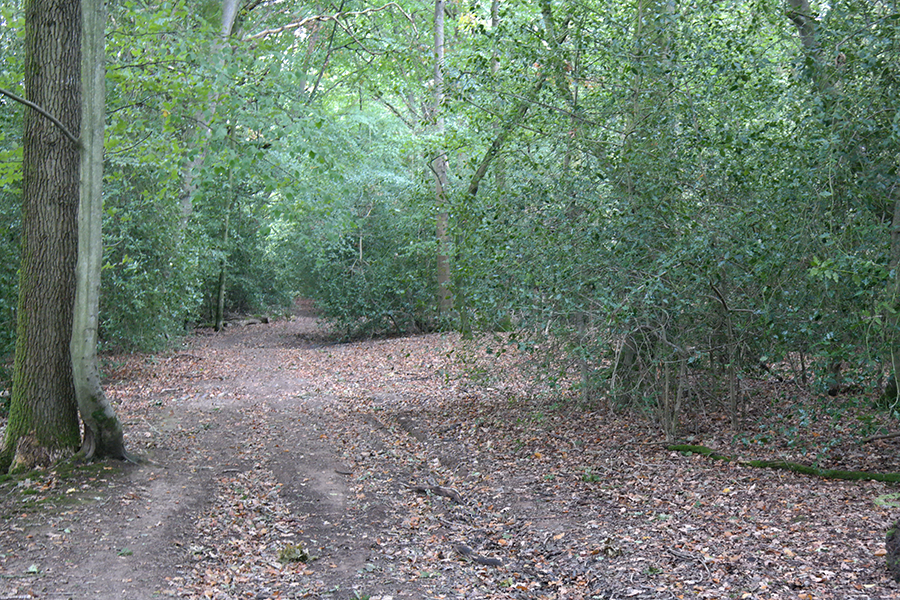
667;444;900;483
404;483;464;503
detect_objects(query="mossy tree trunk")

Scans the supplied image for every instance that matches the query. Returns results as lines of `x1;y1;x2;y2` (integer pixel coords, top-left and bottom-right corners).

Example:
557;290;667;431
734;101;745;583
1;0;82;473
71;0;128;462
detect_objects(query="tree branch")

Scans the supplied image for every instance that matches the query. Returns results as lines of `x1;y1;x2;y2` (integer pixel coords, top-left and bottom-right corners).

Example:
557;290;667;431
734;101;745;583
0;86;81;148
861;431;900;444
785;0;818;52
245;2;417;41
376;95;415;129
467;75;547;198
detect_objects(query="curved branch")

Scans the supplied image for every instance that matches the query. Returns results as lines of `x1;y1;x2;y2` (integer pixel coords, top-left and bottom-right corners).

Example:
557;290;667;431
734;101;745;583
467;75;547;198
0;86;81;148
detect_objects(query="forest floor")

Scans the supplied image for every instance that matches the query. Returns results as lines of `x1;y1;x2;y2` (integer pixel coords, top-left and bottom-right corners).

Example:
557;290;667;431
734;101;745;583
3;302;900;599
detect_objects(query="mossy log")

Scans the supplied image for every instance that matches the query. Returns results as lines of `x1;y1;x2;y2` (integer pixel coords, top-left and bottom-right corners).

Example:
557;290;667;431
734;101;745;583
666;444;900;483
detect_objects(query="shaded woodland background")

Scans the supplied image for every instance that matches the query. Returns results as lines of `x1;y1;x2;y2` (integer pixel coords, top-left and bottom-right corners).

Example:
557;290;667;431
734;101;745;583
1;0;900;441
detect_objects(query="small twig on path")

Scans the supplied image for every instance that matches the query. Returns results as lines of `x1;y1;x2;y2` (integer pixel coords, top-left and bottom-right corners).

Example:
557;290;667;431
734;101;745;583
437;516;458;529
404;483;463;503
452;543;504;567
439;422;462;435
666;547;712;580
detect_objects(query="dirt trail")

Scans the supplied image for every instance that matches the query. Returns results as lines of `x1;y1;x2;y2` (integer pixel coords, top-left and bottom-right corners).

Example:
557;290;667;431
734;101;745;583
0;310;492;600
2;309;900;599
0;313;394;599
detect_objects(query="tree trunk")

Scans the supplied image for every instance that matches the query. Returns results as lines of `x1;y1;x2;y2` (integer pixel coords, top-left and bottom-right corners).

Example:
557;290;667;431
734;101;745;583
214;203;231;332
884;183;900;402
214;134;237;332
71;0;129;462
178;0;240;224
1;0;82;473
433;0;452;313
466;76;545;199
622;0;674;191
785;0;832;98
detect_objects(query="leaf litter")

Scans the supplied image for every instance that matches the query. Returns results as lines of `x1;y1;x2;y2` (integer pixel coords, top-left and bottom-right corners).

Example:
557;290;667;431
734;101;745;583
1;306;900;599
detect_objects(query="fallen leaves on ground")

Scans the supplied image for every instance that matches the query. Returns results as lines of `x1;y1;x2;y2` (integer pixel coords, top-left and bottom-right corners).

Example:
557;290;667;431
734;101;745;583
2;308;900;599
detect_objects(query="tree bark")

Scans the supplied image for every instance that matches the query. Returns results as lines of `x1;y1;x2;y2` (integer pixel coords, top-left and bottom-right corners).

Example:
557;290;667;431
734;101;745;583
466;76;545;199
1;0;82;473
433;0;451;313
785;0;830;95
884;182;900;402
214;190;232;332
619;0;674;208
178;0;240;224
785;0;818;54
71;0;129;462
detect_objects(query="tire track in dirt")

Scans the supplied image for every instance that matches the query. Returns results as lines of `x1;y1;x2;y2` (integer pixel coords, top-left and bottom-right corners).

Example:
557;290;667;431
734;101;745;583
0;314;383;598
0;405;227;599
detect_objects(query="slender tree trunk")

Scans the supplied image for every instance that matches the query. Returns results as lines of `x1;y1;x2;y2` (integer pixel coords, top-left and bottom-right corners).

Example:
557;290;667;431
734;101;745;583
71;0;129;462
179;0;240;224
433;0;451;313
466;76;546;198
786;0;832;97
215;237;228;331
1;0;82;473
214;202;231;332
622;0;673;201
214;133;238;332
885;184;900;401
490;0;500;75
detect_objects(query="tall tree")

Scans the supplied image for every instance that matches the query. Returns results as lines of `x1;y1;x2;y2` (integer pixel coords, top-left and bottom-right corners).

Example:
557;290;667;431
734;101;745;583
71;0;128;461
433;0;451;314
1;0;82;472
211;1;240;332
178;0;240;228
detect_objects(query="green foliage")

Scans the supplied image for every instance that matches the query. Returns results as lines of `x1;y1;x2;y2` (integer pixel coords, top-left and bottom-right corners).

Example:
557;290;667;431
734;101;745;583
0;187;20;359
1;0;898;444
277;543;309;564
284;183;437;338
443;0;900;438
193;190;293;322
100;163;196;351
0;2;23;362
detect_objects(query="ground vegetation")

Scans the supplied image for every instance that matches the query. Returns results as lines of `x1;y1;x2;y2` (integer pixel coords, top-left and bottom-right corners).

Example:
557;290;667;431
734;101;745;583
0;0;900;588
1;312;898;598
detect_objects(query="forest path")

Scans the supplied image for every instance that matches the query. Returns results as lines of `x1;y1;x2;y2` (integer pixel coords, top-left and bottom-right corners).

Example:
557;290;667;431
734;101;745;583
0;309;478;599
2;307;900;599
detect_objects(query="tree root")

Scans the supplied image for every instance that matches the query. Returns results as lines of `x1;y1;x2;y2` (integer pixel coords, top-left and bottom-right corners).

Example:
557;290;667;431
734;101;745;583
667;444;900;483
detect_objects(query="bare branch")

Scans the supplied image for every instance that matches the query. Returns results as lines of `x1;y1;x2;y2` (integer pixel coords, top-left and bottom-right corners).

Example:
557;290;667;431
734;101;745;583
0;86;81;148
376;96;416;129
